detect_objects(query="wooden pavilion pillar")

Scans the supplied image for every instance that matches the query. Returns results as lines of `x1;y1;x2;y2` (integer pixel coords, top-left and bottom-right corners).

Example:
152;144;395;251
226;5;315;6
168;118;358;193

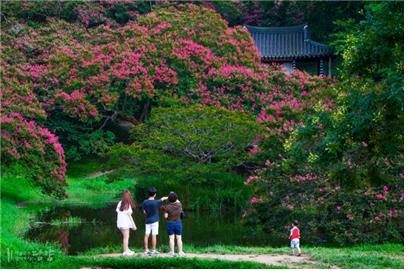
319;58;324;76
328;56;332;78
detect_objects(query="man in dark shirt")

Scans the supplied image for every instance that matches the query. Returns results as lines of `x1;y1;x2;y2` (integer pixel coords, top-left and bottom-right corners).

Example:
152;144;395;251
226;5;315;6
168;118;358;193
142;187;168;255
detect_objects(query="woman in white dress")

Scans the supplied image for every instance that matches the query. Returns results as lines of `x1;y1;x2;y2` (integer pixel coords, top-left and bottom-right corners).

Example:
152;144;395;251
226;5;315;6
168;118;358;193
116;190;137;256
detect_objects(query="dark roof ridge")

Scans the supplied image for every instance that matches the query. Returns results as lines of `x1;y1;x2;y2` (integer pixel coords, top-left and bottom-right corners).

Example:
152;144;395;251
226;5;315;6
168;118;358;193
244;24;307;33
308;40;328;47
244;23;334;59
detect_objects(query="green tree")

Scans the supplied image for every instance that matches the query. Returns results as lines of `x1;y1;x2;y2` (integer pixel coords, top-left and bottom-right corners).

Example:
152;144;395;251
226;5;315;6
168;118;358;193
132;105;262;166
333;2;403;81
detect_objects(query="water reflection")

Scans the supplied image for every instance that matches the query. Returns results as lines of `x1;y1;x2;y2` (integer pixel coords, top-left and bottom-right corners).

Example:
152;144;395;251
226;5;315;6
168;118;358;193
27;205;283;254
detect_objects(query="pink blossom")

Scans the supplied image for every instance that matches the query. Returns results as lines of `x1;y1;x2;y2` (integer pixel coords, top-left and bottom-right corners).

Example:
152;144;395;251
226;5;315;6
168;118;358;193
376;194;385;200
250;145;260;155
89;110;97;117
244;175;259;185
45;136;58;144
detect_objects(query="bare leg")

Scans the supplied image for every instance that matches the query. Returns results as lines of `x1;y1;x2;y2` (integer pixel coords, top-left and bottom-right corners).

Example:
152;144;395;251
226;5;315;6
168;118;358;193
169;234;175;253
152;234;157;251
144;234;149;251
121;229;130;253
297;245;302;255
176;235;183;253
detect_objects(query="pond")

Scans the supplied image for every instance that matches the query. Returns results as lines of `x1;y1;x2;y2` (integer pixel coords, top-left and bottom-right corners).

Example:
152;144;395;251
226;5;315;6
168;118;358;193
26;205;284;255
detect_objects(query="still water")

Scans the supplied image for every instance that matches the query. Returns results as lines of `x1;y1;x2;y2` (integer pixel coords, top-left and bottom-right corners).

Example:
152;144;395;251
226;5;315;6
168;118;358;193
27;205;283;255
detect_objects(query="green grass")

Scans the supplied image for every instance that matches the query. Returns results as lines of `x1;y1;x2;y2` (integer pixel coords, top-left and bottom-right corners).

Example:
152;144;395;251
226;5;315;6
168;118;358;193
1;168;64;267
12;255;276;269
0;165;51;203
307;244;404;269
62;176;136;207
66;158;106;178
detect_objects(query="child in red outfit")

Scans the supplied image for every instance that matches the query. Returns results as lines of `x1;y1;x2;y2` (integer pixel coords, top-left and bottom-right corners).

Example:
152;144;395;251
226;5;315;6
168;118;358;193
289;220;301;256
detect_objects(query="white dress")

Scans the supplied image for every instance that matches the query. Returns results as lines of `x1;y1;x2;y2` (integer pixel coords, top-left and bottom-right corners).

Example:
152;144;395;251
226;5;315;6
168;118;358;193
116;201;133;229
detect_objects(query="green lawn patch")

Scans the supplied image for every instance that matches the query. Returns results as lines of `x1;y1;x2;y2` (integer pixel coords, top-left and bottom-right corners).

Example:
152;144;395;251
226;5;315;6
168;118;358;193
66;158;106;178
63;176;136;207
307;244;404;269
12;255;277;269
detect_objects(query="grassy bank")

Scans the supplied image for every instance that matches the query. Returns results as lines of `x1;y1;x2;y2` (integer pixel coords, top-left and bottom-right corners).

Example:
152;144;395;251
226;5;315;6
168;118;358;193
1;165;404;268
13;255;275;269
0;166;269;268
1;166;63;267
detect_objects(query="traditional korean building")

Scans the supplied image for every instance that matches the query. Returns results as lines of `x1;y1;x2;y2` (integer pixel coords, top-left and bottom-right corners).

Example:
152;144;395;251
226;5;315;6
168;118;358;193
244;24;334;76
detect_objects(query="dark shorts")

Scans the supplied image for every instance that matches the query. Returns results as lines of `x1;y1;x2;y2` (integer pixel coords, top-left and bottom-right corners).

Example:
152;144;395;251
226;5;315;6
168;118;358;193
167;220;182;236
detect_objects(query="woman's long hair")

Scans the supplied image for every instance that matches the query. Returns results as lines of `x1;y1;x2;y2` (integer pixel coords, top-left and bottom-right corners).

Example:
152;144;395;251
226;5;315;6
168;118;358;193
120;190;136;211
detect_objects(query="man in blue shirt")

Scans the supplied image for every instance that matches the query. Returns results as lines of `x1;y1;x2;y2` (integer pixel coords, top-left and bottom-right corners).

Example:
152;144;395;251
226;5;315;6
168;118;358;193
142;187;168;255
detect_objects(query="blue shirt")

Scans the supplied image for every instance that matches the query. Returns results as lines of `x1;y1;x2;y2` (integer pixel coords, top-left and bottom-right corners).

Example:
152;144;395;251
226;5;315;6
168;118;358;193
142;199;163;224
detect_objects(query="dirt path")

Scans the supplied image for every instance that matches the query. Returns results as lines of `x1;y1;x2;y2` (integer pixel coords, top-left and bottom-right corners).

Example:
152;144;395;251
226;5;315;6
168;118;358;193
85;170;114;179
96;252;317;268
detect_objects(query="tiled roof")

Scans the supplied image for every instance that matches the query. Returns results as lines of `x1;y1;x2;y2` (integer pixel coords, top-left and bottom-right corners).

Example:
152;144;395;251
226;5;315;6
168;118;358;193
244;24;334;60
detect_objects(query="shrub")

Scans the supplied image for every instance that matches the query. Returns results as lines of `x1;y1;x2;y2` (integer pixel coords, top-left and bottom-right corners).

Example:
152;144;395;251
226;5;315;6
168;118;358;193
244;161;403;245
1;61;67;198
1;0;149;26
286;80;403;188
244;77;403;245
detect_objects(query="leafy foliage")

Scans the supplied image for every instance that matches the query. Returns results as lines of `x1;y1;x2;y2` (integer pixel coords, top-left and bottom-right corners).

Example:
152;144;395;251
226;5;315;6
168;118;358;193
1;0;151;26
1;59;67;198
333;2;403;81
106;105;260;210
1;3;260;162
245;162;403;245
1;1;402;247
133;106;261;165
245;1;403;245
106;143;250;211
1;2;325;198
286;80;403;188
201;1;364;43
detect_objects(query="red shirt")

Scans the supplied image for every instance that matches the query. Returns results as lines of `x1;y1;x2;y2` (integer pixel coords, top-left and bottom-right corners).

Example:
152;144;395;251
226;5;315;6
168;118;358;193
290;226;300;240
